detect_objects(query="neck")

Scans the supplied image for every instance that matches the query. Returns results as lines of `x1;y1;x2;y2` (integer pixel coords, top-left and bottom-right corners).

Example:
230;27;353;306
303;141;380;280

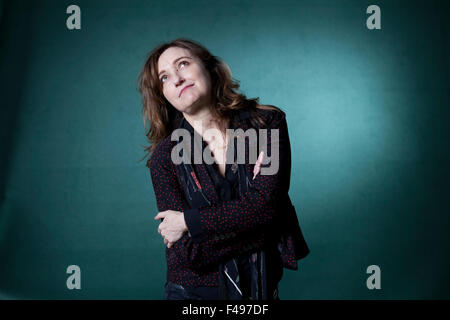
183;106;226;136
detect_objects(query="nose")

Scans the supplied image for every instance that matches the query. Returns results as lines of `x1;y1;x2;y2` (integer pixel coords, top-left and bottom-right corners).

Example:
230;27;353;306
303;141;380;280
173;72;185;87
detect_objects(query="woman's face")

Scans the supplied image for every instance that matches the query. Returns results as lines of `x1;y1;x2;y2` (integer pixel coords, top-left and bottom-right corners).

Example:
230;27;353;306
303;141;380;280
157;46;212;115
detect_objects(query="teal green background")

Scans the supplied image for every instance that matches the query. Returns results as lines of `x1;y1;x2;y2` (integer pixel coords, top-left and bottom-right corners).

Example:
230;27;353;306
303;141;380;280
1;0;449;299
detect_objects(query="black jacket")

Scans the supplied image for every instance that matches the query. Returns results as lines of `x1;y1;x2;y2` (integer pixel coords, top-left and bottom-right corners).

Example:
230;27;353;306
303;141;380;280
148;106;310;297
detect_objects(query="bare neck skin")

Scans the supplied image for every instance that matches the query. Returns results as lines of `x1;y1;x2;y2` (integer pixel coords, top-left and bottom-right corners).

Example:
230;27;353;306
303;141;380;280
182;105;228;140
183;105;230;171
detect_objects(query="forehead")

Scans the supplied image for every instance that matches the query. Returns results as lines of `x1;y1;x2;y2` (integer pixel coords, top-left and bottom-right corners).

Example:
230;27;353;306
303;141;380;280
157;47;193;71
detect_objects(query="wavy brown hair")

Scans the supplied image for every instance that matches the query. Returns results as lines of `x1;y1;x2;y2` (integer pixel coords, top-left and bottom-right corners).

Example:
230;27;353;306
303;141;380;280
137;38;279;161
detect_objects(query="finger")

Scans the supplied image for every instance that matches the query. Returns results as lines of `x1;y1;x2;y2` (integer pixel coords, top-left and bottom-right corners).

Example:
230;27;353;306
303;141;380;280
257;151;265;163
255;151;264;166
253;164;260;179
253;151;264;179
158;223;167;234
155;211;167;220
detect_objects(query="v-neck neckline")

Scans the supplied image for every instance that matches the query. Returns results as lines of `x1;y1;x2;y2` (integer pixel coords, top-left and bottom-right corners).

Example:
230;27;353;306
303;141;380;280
181;115;235;168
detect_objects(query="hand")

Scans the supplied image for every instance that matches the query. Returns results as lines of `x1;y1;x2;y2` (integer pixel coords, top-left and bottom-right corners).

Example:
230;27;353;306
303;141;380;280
253;151;264;180
155;210;188;248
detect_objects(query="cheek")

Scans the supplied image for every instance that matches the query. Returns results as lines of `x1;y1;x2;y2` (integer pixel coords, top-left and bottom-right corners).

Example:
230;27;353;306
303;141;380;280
193;73;208;90
162;87;174;100
199;72;211;90
191;66;208;83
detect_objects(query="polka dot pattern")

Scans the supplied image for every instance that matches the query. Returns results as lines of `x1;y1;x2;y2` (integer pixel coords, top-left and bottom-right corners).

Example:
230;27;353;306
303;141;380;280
147;108;309;287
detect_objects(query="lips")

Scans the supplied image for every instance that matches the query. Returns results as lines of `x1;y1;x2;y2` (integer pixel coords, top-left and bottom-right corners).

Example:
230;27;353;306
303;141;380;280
179;84;194;97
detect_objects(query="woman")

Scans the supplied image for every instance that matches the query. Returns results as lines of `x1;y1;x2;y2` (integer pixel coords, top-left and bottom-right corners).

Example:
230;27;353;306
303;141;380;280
138;38;309;300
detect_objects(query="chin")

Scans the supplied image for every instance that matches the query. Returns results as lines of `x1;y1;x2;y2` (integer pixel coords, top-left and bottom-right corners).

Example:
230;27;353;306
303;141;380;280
183;99;202;114
173;103;192;115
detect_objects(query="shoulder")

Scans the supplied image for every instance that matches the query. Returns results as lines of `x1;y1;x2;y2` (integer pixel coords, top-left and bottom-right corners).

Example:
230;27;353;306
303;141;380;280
146;134;175;170
254;104;287;129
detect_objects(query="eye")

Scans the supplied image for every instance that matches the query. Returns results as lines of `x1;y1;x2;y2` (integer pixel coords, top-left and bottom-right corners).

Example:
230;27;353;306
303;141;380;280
160;75;167;83
179;60;189;68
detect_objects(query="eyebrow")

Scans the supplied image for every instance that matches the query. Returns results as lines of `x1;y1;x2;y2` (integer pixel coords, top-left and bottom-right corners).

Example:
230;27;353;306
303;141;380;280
158;56;192;77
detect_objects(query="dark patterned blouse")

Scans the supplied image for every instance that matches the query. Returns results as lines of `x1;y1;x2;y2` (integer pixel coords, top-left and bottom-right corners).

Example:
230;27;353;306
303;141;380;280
147;107;310;296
